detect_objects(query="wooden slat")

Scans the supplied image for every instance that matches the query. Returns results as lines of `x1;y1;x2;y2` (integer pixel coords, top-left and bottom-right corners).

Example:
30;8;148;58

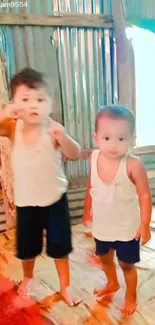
134;145;155;155
1;226;155;324
69;176;88;187
0;223;7;232
0;13;113;28
79;147;155;161
0;214;5;223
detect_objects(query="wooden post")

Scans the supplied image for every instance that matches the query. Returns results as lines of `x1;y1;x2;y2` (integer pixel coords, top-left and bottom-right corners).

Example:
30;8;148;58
111;0;136;113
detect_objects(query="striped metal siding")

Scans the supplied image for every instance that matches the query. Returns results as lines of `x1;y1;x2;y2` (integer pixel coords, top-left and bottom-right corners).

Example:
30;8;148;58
139;153;155;205
0;0;117;180
54;27;117;179
52;0;117;179
0;0;112;15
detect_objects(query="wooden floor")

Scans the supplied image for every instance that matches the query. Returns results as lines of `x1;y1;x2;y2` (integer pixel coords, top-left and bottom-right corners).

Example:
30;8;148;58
1;223;155;325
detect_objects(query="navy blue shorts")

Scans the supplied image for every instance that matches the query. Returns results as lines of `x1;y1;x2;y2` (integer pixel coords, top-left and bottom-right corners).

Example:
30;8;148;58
16;193;72;260
95;238;140;264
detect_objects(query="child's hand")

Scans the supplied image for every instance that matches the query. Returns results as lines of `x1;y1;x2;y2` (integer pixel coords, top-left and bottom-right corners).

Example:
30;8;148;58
48;119;81;159
135;224;151;245
48;120;65;141
5;102;23;119
62;154;69;162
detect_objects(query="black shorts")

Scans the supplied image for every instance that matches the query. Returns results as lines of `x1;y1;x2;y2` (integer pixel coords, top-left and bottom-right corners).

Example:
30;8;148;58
95;238;140;264
16;193;72;260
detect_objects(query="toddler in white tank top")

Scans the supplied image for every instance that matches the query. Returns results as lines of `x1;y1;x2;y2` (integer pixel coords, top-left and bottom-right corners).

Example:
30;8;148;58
0;68;81;306
83;105;152;315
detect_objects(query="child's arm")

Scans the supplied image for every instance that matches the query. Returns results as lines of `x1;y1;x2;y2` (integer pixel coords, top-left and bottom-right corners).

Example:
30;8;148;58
48;120;81;159
80;149;93;160
82;157;92;225
129;157;152;245
83;181;92;225
57;134;81;160
62;148;94;162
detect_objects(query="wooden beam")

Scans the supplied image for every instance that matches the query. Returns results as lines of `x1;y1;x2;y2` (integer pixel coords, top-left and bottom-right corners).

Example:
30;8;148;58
69;176;88;187
134;146;155;155
69;146;155;162
0;13;113;28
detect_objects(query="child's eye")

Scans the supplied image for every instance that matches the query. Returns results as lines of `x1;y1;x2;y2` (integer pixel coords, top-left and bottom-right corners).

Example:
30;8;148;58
22;98;29;102
105;137;110;141
38;98;44;102
119;137;124;141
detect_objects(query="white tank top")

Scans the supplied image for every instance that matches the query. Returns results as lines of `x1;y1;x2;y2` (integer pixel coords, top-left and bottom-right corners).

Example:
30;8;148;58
11;120;68;207
90;150;140;242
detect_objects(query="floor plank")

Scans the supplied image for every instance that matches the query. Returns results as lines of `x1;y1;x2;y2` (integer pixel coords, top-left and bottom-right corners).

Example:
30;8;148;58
0;224;155;324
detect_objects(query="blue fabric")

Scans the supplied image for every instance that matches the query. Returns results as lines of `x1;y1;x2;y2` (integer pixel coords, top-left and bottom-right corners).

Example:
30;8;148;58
95;238;140;264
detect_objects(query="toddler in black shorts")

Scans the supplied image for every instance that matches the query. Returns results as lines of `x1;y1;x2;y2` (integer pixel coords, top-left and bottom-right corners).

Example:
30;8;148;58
0;67;81;306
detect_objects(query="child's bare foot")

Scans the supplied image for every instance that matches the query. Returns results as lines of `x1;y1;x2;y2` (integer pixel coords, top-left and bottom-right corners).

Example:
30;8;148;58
60;288;82;307
121;293;137;315
17;277;32;296
94;282;120;297
97;292;114;307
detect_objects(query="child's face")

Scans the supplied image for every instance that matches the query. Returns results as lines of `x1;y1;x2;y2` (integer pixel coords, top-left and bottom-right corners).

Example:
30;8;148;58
13;84;51;124
94;116;133;159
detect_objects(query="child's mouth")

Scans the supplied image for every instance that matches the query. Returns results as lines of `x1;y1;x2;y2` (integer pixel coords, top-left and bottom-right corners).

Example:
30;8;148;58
109;151;118;155
30;112;38;116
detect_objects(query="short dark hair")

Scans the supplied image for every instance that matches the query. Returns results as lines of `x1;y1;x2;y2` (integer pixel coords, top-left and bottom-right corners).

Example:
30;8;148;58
95;105;135;134
10;67;47;97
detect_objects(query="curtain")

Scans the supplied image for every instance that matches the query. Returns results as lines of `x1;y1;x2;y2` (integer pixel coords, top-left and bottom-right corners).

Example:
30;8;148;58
0;51;16;229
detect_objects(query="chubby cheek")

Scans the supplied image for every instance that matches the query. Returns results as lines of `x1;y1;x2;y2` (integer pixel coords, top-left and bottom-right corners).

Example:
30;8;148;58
41;104;51;118
97;140;108;151
119;142;129;154
93;134;104;147
15;99;28;109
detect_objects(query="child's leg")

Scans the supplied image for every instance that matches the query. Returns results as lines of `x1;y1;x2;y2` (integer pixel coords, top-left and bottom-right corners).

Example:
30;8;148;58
46;194;81;307
117;239;139;315
119;261;137;315
16;206;43;295
54;257;81;306
94;240;119;297
18;259;35;295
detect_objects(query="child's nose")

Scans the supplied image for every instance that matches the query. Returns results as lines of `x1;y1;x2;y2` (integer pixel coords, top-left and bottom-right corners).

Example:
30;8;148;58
111;140;117;149
30;103;37;109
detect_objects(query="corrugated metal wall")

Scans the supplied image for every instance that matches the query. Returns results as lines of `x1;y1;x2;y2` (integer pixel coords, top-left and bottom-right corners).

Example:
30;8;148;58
0;0;117;180
136;152;155;205
52;0;117;179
